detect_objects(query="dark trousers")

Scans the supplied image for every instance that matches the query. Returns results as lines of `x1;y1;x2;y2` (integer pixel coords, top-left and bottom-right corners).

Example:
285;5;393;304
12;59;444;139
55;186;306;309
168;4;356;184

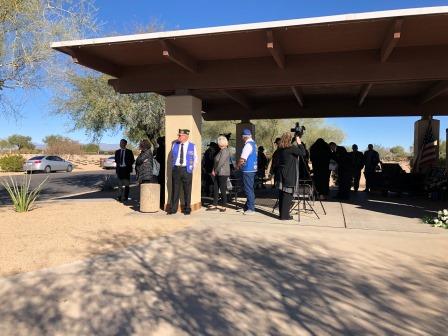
158;169;165;210
213;175;228;206
364;171;374;191
171;166;192;212
279;190;293;220
352;169;362;191
314;168;330;196
116;168;131;201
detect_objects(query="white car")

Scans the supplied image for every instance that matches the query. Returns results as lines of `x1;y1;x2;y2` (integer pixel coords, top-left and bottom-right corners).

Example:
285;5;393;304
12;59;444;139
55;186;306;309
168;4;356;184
23;156;73;173
102;156;116;169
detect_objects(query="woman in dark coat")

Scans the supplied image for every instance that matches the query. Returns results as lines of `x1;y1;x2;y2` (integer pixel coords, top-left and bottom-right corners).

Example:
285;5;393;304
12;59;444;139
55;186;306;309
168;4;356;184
135;139;154;184
310;138;332;200
277;132;306;220
208;135;231;212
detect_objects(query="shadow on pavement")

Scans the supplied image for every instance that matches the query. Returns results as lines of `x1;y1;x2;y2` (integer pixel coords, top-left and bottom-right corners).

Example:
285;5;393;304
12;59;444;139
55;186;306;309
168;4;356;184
0;228;446;335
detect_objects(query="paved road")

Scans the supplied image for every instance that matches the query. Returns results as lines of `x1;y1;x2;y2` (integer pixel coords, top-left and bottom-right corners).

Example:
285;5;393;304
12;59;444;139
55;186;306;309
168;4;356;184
0;170;125;205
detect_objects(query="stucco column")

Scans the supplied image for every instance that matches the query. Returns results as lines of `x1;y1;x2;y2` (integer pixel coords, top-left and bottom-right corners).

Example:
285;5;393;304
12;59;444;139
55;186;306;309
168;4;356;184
236;120;255;159
413;117;440;170
165;95;202;212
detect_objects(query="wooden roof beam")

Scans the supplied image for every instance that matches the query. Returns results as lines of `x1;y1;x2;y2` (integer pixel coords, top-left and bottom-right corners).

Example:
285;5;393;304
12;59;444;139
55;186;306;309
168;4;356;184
358;83;373;106
72;50;122;78
291;86;304;107
161;40;198;73
266;30;285;69
221;90;253;110
380;19;403;63
419;81;448;104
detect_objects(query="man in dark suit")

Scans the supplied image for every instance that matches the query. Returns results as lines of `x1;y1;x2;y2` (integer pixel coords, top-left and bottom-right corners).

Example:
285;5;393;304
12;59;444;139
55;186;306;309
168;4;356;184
349;144;365;192
115;139;135;202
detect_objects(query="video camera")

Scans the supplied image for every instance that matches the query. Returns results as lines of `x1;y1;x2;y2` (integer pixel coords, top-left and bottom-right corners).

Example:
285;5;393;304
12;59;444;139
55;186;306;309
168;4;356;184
291;122;305;137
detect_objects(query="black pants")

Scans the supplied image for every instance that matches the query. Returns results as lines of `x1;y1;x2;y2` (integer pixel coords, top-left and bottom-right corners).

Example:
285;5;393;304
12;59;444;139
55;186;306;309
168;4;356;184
314;168;330;196
158;168;165;210
171;166;192;212
213;175;228;206
364;171;374;191
116;168;131;201
279;190;293;220
352;169;362;191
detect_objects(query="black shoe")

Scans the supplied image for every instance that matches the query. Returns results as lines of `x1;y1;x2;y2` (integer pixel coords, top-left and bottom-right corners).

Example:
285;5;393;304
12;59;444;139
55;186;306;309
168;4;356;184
166;210;176;215
183;209;191;215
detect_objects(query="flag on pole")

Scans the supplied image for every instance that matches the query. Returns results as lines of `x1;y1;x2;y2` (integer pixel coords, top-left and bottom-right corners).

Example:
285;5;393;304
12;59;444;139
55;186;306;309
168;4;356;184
415;122;438;171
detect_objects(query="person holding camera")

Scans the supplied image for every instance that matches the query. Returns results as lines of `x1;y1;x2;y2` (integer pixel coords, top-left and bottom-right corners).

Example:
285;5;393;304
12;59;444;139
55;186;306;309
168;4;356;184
276;132;306;220
236;129;257;215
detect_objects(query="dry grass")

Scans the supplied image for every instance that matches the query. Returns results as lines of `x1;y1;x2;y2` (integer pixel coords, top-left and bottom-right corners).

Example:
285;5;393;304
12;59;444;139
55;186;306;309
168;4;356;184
0;200;192;277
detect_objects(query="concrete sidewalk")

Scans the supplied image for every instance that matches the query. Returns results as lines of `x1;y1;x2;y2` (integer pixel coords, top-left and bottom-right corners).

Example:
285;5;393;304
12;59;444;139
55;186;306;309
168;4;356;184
1;202;447;336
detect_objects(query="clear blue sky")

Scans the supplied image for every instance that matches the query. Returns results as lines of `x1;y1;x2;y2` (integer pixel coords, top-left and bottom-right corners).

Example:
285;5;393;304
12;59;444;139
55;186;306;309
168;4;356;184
1;0;448;150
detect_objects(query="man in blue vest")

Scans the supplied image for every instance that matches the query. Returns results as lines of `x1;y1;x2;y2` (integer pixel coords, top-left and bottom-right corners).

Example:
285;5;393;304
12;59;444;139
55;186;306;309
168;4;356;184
237;129;258;215
167;129;198;215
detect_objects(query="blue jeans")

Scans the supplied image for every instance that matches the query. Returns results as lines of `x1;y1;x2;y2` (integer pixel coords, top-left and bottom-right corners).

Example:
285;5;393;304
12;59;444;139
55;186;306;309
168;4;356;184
242;172;256;211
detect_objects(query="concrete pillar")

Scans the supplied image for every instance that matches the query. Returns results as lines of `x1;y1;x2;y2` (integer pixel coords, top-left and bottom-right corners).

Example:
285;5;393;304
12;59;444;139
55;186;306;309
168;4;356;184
413;117;440;170
140;183;160;212
165;95;202;212
236;120;255;159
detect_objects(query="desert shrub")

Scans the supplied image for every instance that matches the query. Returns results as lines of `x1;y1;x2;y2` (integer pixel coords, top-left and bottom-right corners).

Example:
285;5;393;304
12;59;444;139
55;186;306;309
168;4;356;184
1;175;48;212
0;154;25;172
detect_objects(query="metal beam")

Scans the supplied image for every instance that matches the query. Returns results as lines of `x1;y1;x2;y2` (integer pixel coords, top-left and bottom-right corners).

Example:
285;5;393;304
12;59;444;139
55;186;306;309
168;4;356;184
358;83;373;106
266;30;285;69
71;50;122;78
161;40;198;73
111;46;448;93
291;86;304;107
221;90;253;109
380;19;403;63
202;97;448;121
419;81;448;104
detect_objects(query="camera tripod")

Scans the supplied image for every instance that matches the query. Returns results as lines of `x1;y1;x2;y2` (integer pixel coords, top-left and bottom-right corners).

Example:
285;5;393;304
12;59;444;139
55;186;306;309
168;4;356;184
272;153;326;222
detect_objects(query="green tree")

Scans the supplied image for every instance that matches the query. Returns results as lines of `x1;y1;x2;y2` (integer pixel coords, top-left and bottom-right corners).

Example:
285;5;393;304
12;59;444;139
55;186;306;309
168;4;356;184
82;143;100;154
7;134;35;151
439;140;446;159
390;145;406;157
53;74;165;144
0;0;96;115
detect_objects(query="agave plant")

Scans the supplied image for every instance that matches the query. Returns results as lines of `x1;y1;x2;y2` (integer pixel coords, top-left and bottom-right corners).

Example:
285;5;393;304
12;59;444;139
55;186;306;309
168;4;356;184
1;174;48;212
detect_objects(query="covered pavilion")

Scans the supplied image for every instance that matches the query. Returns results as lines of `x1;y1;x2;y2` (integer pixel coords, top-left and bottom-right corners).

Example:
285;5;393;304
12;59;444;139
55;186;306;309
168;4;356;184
52;6;448;211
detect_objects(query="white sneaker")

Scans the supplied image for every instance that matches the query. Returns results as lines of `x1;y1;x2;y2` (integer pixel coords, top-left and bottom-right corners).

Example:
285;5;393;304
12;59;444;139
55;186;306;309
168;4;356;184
244;210;256;215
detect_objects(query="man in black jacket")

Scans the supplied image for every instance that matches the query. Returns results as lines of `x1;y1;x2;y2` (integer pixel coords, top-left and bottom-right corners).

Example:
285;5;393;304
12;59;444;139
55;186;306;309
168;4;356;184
349;144;365;192
115;139;135;202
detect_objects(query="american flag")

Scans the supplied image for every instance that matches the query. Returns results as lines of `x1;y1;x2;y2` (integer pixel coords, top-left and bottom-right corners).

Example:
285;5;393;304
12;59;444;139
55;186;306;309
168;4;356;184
415;122;438;171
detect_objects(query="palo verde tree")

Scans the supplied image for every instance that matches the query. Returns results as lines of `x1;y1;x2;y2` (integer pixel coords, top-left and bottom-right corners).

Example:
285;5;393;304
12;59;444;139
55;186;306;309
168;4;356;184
54;73;165;144
0;0;97;115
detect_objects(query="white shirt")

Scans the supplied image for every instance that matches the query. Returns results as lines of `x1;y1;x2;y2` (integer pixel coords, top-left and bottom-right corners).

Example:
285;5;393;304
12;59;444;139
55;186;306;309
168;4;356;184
119;149;126;167
241;138;254;160
173;140;198;167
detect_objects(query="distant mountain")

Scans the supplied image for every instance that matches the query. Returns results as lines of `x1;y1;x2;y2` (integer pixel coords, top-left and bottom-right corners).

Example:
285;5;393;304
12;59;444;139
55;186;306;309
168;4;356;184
99;143;118;151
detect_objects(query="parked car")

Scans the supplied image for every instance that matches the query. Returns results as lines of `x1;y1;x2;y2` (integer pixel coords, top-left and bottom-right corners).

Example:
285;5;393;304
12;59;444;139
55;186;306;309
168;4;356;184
23;155;73;173
102;156;116;169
